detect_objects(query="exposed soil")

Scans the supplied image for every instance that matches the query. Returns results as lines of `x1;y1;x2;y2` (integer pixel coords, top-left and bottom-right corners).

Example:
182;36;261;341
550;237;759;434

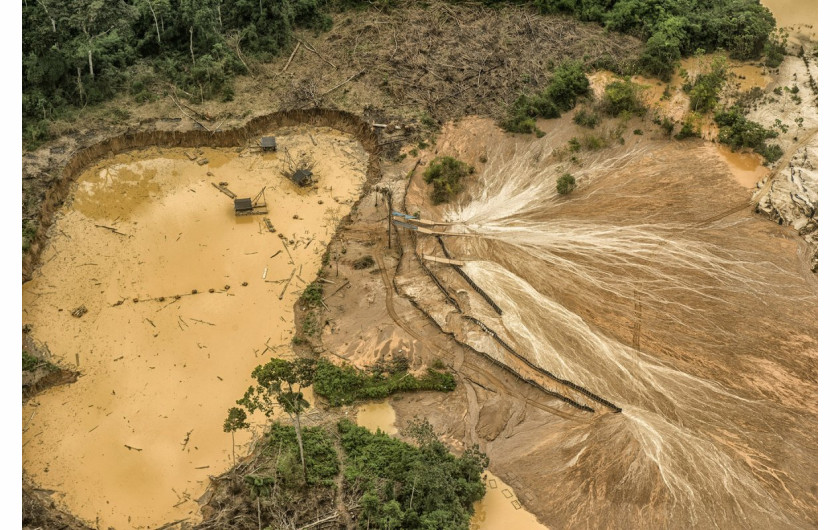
385;113;816;528
22;482;91;530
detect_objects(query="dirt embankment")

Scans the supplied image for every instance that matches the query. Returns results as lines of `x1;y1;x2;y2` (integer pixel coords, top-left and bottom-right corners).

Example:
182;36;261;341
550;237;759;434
369;112;815;528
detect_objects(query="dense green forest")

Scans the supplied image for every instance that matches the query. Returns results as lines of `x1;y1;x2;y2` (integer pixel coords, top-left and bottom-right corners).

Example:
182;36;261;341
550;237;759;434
22;0;777;147
208;419;488;529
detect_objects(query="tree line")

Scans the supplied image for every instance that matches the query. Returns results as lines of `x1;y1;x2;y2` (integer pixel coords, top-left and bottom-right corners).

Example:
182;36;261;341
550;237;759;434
22;0;778;147
22;0;338;145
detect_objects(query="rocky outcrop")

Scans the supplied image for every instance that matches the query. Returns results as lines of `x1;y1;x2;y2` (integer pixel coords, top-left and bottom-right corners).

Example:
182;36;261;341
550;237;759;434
754;140;818;272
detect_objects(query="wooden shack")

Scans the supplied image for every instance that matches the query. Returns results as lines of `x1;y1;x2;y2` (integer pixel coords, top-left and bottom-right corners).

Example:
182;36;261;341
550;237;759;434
234;198;254;213
260;137;277;152
291;168;313;187
234;187;268;216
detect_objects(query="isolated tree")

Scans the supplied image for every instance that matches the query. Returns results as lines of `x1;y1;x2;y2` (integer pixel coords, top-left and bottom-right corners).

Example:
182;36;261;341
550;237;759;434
238;357;317;482
223;406;249;466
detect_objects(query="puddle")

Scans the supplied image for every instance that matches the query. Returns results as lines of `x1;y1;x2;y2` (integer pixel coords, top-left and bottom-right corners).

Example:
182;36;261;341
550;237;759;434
715;144;770;188
356;400;397;435
730;64;772;92
21;127;368;529
471;471;547;530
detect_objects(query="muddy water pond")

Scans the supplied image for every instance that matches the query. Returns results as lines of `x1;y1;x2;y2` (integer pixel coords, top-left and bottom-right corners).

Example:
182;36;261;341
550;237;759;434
356;400;398;435
21;127;368;529
471;471;548;530
714;144;770;188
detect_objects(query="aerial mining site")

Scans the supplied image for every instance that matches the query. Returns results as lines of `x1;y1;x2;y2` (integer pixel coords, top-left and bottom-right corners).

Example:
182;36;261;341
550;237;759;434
22;1;817;529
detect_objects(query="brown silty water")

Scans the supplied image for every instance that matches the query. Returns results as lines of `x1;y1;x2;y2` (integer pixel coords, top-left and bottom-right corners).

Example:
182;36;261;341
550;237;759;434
22;127;368;529
404;116;816;528
761;0;818;39
471;471;547;530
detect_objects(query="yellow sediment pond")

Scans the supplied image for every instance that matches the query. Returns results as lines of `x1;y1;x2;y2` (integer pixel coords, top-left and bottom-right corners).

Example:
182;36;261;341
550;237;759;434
21;127;368;529
356;400;398;435
714;144;770;189
471;471;547;530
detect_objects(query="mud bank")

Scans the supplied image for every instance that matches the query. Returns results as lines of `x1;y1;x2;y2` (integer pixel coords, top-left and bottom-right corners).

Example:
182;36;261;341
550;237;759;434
22;115;380;528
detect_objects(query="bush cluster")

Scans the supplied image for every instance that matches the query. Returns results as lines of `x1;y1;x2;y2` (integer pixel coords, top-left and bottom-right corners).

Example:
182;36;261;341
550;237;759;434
685;56;729;113
422;156;474;204
501;61;590;135
313;358;456;407
301;282;323;306
340;418;488;529
556;173;576;195
714;108;782;162
602;78;646;117
573;109;601;128
267;424;340;487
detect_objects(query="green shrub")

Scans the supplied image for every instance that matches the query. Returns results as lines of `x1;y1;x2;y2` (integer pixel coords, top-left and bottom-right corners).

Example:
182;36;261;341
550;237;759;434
301;282;323;306
714;107;782;162
338;418;487;529
313;359;456;407
568;137;582;152
675;113;701;140
582;134;606;150
22;351;58;373
268;424;339;486
603;78;646;116
501;61;589;135
764;29;787;68
23;351;40;372
543;60;591;111
556;173;576;195
302;312;320;336
633;129;643;135
687;56;729;113
22;220;37;252
422;156;474;204
573;109;601;128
